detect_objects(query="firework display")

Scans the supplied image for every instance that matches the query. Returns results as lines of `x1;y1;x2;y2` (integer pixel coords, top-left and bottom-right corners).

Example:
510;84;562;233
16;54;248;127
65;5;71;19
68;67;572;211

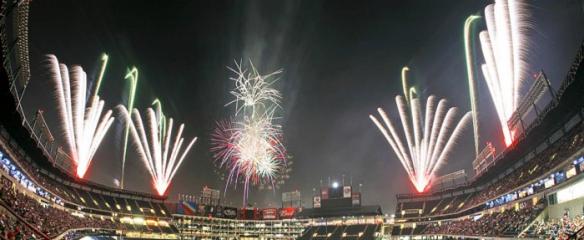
119;106;197;196
464;15;482;156
370;69;471;192
30;0;542;206
479;0;528;146
120;67;139;189
212;60;287;204
48;55;115;178
92;53;109;97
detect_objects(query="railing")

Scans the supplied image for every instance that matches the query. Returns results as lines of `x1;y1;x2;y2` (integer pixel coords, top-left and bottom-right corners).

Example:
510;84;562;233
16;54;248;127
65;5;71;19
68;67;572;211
0;198;50;240
53;227;118;240
0;0;147;198
0;0;67;171
471;41;584;181
570;225;584;240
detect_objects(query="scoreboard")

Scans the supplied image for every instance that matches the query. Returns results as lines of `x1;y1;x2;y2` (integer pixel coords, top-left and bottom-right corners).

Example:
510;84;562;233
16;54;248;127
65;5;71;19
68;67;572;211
314;184;360;209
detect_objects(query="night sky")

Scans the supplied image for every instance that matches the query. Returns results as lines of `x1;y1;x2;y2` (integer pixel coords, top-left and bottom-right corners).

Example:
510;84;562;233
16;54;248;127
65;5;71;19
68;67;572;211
22;0;584;213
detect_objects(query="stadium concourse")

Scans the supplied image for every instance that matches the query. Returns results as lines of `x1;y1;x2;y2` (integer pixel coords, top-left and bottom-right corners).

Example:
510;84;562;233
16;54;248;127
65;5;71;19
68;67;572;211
390;41;584;239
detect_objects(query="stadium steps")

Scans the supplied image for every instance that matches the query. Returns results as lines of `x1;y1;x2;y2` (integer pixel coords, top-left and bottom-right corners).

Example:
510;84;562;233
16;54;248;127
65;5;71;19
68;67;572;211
425;198;443;215
413;224;427;235
128;199;141;214
455;192;474;212
518;206;547;237
572;225;584;239
88;191;105;210
363;224;379;239
329;225;344;239
438;196;457;215
97;192;112;211
299;225;317;240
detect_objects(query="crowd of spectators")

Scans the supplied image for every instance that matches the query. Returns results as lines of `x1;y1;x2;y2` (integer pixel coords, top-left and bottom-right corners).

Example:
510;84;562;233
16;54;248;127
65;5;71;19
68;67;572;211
401;122;584;219
523;214;584;239
1;147;76;204
424;200;546;237
397;122;584;220
0;209;38;240
466;123;584;209
0;176;120;238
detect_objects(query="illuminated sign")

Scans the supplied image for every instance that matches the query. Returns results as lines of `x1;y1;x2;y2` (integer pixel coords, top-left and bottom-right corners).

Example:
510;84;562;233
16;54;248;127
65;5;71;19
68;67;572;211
566;167;577;179
557;177;584;203
313;196;321;208
343;186;352;198
544;178;555;189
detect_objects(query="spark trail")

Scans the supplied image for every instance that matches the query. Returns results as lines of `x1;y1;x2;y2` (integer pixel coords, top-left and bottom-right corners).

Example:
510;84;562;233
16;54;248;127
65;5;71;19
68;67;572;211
119;106;197;196
48;55;115;178
370;68;471;192
464;15;482;155
92;53;109;96
211;60;287;204
479;0;528;146
120;67;139;189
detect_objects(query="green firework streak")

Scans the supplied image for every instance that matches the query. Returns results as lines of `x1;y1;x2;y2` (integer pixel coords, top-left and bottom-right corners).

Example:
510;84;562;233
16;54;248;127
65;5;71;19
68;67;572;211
464;15;481;156
121;67;139;189
94;53;109;96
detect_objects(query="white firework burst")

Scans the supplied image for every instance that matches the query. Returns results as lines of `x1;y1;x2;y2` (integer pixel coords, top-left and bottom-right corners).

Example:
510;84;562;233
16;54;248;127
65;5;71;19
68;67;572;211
479;0;529;146
226;60;282;116
119;106;197;196
370;94;471;192
212;60;287;204
48;55;115;178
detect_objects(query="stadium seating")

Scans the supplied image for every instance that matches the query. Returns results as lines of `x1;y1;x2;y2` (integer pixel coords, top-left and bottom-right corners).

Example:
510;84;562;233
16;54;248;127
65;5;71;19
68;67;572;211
0;144;177;239
0;175;121;239
522;215;584;239
298;224;379;240
394;120;584;222
423;199;546;237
